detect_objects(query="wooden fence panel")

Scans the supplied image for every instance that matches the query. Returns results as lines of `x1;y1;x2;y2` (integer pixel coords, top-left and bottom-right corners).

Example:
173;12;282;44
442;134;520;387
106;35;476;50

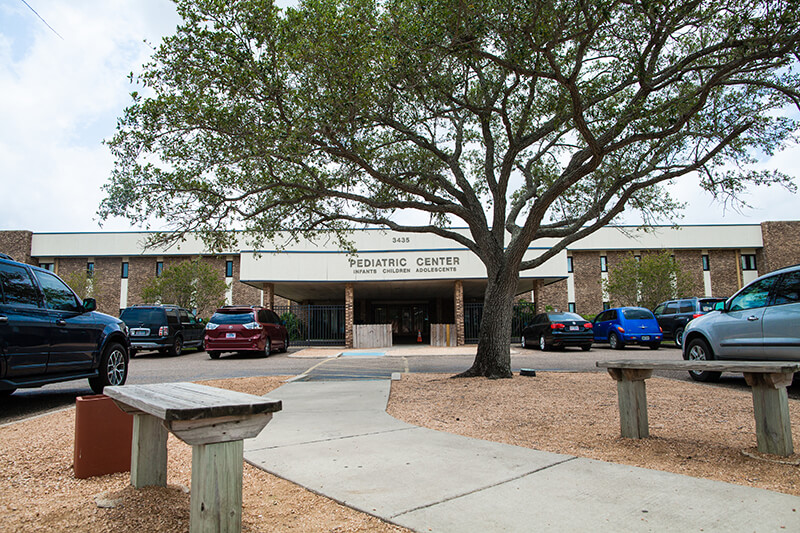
353;324;392;349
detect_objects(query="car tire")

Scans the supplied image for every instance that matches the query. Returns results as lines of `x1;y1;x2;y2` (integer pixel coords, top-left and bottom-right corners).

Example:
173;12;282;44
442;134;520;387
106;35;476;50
198;339;205;352
539;334;549;351
685;337;721;382
279;336;288;353
521;335;528;349
581;344;592;351
674;327;684;348
262;338;272;357
648;342;660;350
609;332;624;350
169;336;183;357
89;342;128;394
208;351;221;359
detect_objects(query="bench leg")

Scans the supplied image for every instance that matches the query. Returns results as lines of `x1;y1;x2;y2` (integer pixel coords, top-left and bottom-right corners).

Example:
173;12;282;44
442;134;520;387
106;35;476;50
744;372;794;457
131;413;168;488
607;369;653;439
190;440;244;533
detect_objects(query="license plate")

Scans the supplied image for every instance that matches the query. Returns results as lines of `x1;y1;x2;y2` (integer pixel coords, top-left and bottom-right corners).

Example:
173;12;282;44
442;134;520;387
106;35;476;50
131;328;149;336
226;332;236;339
569;326;579;331
642;335;650;341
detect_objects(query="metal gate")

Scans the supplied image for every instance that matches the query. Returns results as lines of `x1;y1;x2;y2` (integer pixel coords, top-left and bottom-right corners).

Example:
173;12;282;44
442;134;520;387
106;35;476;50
464;303;536;344
273;305;346;346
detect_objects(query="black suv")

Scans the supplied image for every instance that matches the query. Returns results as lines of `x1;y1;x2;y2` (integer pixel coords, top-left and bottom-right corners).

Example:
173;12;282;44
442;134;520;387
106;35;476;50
0;255;130;396
120;305;205;357
653;297;725;347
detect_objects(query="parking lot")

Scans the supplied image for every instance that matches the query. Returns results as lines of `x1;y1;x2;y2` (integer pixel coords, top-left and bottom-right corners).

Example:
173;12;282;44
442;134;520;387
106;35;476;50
2;342;798;425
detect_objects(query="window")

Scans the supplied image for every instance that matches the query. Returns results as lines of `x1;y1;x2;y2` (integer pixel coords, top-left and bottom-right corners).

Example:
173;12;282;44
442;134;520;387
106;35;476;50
566;256;573;273
702;255;710;271
634;255;641;263
179;309;191;324
225;260;234;277
0;263;40;307
121;262;129;279
602;301;610;311
32;270;81;312
773;271;800;306
653;303;666;316
39;262;54;271
568;302;576;313
600;256;608;273
664;302;678;315
156;261;164;276
741;254;757;271
86;262;95;279
728;275;778;312
678;300;694;314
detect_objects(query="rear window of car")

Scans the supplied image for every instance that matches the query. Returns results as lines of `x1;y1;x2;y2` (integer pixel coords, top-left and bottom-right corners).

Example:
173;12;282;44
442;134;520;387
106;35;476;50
548;312;584;321
622;309;654;320
210;311;255;324
121;308;165;323
698;299;724;312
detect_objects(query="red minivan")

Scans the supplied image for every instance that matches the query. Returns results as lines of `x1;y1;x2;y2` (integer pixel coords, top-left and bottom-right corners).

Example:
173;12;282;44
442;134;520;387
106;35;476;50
204;306;289;359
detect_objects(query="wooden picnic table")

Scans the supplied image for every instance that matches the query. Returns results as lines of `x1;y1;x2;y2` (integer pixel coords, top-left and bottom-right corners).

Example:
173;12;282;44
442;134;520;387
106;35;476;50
104;382;282;533
596;360;800;456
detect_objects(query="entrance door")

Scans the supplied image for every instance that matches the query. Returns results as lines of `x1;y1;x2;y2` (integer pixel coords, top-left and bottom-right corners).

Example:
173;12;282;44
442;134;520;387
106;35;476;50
374;304;429;344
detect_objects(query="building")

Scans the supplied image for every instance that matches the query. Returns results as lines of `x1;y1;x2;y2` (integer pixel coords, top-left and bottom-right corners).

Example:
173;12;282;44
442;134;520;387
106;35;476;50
2;221;799;347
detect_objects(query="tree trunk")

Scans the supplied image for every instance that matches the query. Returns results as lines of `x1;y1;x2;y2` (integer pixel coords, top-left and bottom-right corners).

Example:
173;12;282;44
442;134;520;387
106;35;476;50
456;265;519;379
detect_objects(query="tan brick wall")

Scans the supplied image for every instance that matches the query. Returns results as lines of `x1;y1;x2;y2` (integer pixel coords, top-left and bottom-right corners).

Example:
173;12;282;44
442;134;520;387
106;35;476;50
0;231;33;264
127;257;158;306
761;221;800;273
572;251;603;313
709;249;740;299
93;257;121;314
673;249;703;297
541;279;569;313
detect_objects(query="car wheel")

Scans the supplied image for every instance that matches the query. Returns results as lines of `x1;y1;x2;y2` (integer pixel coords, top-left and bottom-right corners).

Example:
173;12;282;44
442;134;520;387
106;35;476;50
521;335;528;349
648;342;660;350
609;332;624;350
539;334;549;351
169;336;183;356
89;342;128;394
581;344;591;351
262;338;272;357
279;336;288;353
674;327;684;348
208;351;221;359
198;339;205;352
685;337;721;382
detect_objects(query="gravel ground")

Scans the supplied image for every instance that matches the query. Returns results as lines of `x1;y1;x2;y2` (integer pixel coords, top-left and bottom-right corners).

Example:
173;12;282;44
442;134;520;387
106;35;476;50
2;372;800;532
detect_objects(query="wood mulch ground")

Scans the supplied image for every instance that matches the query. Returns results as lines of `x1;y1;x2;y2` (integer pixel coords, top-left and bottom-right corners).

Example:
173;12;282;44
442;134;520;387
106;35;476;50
2;371;800;532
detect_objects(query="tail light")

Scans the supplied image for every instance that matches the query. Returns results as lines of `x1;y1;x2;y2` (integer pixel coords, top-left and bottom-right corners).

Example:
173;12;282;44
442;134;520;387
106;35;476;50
158;326;169;336
692;313;702;319
243;322;261;330
584;323;593;329
550;323;565;329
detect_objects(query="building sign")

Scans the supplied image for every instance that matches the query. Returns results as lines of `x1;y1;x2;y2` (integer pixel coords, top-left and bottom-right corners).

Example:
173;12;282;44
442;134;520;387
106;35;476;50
348;255;461;275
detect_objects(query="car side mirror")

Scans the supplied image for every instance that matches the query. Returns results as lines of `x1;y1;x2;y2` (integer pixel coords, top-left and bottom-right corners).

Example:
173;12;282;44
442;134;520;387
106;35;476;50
197;318;203;323
82;298;97;312
714;301;725;312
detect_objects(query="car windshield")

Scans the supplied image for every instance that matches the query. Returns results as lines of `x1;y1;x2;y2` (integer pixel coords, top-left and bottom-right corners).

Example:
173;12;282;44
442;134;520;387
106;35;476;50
120;308;164;323
622;309;653;320
698;299;724;312
210;311;254;324
548;312;584;321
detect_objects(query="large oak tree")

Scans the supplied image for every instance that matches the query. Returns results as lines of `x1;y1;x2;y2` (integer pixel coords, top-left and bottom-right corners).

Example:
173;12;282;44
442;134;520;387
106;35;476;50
102;0;800;377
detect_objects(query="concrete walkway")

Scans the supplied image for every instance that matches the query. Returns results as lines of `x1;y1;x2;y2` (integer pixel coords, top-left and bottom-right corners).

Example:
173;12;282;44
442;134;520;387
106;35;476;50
244;379;800;532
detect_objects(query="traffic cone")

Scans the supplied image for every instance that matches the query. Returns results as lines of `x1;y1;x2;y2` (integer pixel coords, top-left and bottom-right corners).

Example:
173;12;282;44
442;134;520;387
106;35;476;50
417;330;422;343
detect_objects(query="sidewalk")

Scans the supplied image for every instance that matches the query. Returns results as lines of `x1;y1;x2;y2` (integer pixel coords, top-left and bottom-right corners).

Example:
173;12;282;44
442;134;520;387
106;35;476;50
244;379;800;532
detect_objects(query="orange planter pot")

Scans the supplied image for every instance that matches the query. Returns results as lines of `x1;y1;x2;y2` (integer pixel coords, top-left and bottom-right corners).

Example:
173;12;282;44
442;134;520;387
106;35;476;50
73;394;133;479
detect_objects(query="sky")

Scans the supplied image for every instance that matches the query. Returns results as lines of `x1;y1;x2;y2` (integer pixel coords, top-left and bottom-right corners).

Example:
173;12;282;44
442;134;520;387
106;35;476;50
0;0;798;235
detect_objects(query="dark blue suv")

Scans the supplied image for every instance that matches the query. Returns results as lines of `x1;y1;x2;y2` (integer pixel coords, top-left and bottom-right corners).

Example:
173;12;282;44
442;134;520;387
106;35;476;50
0;254;130;396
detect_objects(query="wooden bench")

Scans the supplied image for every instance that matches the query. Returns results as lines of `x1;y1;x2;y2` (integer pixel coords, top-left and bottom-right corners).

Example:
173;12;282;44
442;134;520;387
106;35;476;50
104;382;282;533
595;360;800;457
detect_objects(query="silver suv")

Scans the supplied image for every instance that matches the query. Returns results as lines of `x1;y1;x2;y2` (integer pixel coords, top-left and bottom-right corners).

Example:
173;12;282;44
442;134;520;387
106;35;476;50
682;264;800;381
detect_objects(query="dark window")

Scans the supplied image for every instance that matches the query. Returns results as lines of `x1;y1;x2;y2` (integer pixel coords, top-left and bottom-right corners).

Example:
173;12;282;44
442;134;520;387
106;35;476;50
729;276;779;312
120;308;165;323
32;270;81;312
258;309;281;323
210;311;256;325
773;271;800;306
568;302;576;313
166;309;179;325
0;263;40;307
741;254;757;271
225;260;234;277
622;309;655;320
121;262;129;279
702;255;710;271
547;312;584;321
39;262;54;271
600;256;608;273
566;257;573;273
698;299;724;312
179;309;191;324
634;255;641;263
653;303;666;316
86;262;95;279
678;300;694;314
156;261;164;276
664;302;678;315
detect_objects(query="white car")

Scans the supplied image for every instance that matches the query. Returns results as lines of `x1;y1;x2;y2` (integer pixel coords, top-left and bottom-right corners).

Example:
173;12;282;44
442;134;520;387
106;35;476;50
682;264;800;381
